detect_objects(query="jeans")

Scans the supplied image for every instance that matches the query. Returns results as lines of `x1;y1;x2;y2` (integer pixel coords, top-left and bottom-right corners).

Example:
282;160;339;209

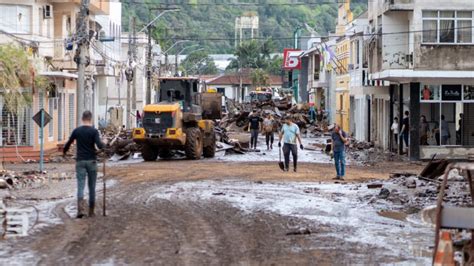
283;143;298;170
76;160;98;207
334;150;346;177
250;129;259;148
401;132;409;148
265;132;274;148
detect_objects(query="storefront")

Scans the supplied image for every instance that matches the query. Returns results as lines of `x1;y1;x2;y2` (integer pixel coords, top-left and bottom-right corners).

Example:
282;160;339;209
419;84;474;159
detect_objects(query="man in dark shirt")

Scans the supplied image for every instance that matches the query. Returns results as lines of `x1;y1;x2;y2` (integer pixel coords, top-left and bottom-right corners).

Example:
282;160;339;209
64;110;105;218
331;124;348;180
400;111;410;152
248;109;262;150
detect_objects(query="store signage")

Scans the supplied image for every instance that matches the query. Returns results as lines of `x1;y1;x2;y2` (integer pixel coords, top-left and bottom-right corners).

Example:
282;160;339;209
282;49;302;70
442;85;462;101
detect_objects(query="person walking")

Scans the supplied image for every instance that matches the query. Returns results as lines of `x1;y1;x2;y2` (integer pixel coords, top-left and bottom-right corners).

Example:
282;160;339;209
278;116;303;172
263;114;275;150
331;124;348;180
400;111;410;152
420;115;430;145
308;103;317;123
248;109;262;150
63;111;105;218
440;115;450;145
390;117;399;151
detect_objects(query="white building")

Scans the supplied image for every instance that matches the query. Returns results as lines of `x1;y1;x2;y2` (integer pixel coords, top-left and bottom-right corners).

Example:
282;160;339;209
368;0;474;160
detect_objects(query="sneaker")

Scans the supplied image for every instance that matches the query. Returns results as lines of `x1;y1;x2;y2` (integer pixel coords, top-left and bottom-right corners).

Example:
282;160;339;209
270;144;273;149
293;168;297;172
332;176;342;180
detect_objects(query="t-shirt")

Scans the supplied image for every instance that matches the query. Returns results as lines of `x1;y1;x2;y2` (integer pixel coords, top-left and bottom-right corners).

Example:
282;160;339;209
64;125;104;161
331;130;347;152
263;118;274;133
248;115;261;130
420;122;430;135
423;89;431;100
402;117;409;133
391;122;399;134
441;120;449;137
281;123;300;144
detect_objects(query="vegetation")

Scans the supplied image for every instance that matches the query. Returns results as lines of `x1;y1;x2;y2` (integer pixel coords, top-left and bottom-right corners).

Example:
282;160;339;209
123;0;368;54
0;44;47;115
179;50;218;75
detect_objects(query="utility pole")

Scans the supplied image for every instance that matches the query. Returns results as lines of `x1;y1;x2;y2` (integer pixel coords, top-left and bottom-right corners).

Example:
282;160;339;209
75;0;90;126
174;50;178;76
146;19;152;105
125;16;133;129
131;17;137;112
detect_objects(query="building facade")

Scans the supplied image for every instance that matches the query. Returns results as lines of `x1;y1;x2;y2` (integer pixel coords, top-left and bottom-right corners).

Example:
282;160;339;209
0;0;111;162
335;2;353;132
368;0;474;160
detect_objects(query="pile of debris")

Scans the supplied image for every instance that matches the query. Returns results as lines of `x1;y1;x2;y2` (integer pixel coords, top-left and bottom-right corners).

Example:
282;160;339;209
216;99;329;154
102;127;141;160
0;170;47;190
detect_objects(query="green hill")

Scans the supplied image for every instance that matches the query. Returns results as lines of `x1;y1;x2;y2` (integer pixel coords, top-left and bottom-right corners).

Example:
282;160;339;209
122;0;367;53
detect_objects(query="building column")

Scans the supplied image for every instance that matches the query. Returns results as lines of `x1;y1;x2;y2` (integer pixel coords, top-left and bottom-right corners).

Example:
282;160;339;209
389;85;395;151
409;82;420;161
398;84;404;154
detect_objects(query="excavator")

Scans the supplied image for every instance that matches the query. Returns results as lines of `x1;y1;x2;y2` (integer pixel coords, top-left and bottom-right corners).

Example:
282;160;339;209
132;77;221;161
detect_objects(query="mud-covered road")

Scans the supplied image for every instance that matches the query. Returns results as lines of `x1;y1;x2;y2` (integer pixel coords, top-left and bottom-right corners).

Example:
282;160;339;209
1;160;432;265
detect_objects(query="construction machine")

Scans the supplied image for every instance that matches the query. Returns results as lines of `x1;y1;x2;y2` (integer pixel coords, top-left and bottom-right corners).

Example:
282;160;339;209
132;77;221;161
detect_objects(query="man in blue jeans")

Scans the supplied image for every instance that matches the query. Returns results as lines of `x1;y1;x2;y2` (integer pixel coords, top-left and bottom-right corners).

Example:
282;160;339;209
278;116;304;172
64;111;105;218
331;124;348;180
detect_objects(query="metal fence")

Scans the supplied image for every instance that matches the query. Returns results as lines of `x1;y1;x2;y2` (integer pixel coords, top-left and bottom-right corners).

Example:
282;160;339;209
1;105;32;147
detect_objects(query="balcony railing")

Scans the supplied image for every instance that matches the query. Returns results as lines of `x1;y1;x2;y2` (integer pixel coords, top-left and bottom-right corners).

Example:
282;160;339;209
384;0;414;11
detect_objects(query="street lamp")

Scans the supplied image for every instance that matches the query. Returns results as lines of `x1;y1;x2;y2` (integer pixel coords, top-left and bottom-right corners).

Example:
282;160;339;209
175;46;204;76
144;9;180;105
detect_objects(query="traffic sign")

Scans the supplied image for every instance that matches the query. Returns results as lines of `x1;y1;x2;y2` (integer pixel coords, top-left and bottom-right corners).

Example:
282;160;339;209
32;108;52;127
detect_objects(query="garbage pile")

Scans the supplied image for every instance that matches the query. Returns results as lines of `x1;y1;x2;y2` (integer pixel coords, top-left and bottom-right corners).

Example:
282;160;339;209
0;170;47;190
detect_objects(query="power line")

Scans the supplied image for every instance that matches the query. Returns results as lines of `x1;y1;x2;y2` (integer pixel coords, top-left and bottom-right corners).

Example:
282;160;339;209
121;0;352;6
138;25;474;42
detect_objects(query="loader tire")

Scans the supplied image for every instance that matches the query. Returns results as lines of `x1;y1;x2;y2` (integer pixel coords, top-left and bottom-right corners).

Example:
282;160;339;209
185;127;202;160
141;144;158;161
158;149;174;159
203;128;216;158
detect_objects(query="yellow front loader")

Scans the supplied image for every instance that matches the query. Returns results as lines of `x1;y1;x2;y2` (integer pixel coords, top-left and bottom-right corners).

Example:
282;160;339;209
133;77;221;161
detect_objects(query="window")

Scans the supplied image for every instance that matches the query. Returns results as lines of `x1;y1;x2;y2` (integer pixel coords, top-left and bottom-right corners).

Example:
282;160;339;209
422;10;474;44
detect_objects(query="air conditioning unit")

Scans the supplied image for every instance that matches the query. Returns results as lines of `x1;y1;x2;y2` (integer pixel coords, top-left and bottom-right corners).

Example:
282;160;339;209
43;5;53;19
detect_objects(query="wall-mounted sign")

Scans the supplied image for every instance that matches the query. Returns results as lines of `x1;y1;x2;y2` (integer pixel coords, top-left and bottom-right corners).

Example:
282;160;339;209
282;48;302;70
464;85;474;101
442;85;462;101
420;84;440;101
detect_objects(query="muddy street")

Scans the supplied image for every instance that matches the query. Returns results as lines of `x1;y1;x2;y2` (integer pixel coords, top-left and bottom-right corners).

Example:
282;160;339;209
0;160;434;265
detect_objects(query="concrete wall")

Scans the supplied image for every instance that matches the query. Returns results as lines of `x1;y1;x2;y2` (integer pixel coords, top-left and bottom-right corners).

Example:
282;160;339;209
382;12;409;70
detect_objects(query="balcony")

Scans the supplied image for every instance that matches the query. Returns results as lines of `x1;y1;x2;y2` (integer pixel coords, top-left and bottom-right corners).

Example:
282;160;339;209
383;0;414;12
49;0;109;15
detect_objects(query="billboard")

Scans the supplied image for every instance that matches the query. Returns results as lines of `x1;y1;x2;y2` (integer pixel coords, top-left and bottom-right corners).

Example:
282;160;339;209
282;48;302;70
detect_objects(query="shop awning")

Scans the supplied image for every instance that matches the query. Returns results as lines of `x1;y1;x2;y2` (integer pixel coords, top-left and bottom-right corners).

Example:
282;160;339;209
370;70;474;84
39;71;78;79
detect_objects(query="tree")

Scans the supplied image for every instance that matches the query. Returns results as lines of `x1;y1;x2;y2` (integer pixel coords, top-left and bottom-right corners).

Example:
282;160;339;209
266;55;283;76
250;68;270;88
226;39;276;71
0;44;47;144
180;50;218;76
0;44;47;113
